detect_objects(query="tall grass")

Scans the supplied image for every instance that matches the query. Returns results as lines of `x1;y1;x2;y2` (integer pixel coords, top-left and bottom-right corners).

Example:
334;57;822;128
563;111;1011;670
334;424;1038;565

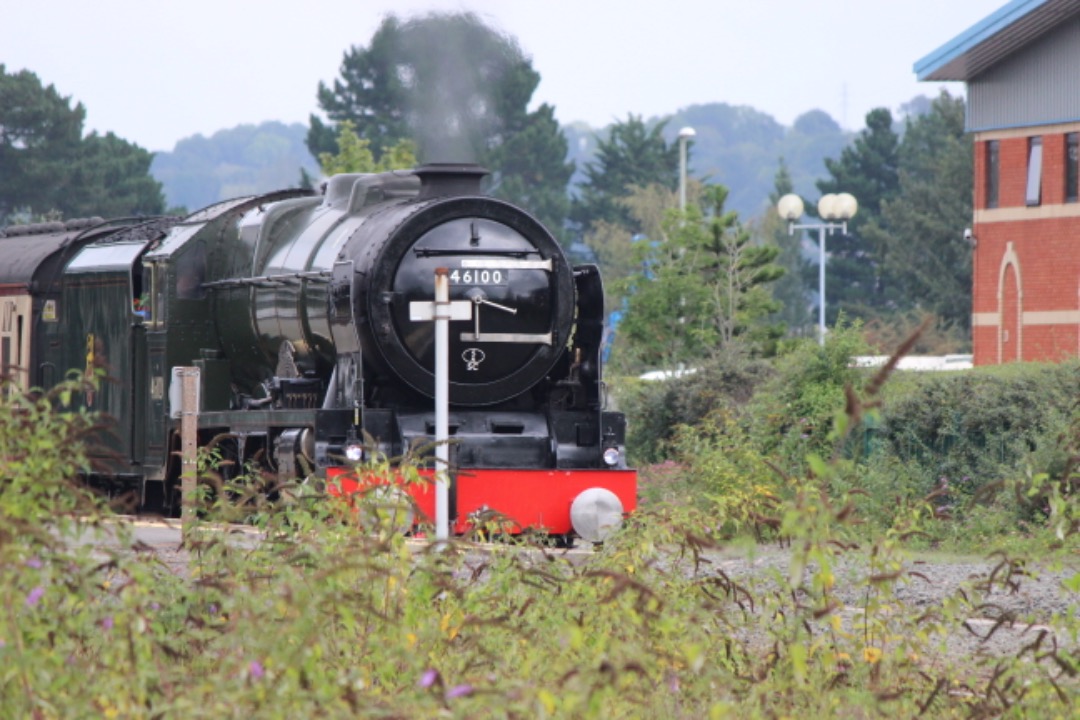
1;357;1076;717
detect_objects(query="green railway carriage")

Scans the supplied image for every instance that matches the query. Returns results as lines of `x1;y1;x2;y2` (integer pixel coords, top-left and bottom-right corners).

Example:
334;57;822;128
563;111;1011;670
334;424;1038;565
0;217;144;394
34;219;178;493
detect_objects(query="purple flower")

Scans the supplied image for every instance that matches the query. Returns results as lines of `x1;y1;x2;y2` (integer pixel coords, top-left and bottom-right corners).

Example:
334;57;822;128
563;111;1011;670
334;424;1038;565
419;669;440;689
249;660;265;679
208;604;218;615
25;586;44;608
101;616;114;631
25;557;43;569
150;602;161;611
446;684;473;699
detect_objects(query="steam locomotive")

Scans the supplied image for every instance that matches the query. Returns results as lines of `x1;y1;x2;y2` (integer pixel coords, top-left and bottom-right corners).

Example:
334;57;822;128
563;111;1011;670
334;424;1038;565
0;164;635;541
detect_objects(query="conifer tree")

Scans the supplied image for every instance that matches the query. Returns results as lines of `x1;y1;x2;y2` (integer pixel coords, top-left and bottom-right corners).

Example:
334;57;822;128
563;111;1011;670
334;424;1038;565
0;65;164;223
308;13;573;241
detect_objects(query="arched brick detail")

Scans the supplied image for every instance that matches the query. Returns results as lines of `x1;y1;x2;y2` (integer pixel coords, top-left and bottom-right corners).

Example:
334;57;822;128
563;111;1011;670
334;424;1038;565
996;241;1022;363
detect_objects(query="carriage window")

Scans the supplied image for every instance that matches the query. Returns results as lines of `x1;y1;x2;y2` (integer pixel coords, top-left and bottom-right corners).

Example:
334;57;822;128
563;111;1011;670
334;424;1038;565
133;266;148;320
144;262;164;327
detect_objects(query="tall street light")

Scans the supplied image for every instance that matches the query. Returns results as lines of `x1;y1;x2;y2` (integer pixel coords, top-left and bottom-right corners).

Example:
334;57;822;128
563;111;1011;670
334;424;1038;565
677;127;696;212
777;192;858;345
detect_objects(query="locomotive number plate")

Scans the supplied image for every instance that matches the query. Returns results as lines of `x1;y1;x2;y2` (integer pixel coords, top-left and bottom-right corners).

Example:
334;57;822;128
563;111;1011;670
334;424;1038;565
448;268;506;286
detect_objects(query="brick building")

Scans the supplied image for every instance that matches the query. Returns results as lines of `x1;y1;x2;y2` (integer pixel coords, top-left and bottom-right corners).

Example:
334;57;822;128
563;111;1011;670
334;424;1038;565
916;0;1080;364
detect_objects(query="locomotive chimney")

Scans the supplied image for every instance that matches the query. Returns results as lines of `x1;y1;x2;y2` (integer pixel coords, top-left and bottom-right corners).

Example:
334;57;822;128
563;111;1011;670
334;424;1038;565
415;163;489;198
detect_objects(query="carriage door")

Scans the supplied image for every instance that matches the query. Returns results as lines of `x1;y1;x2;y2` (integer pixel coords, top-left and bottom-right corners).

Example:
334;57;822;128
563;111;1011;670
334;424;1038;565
1;294;32;396
143;260;169;472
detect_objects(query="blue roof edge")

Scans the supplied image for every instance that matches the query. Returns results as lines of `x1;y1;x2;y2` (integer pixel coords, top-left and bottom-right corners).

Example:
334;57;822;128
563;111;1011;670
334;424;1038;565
913;0;1048;80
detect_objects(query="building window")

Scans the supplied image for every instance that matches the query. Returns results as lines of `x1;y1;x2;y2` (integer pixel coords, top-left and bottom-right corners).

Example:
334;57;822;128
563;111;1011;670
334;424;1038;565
986;140;999;209
1026;136;1042;206
1067;133;1079;203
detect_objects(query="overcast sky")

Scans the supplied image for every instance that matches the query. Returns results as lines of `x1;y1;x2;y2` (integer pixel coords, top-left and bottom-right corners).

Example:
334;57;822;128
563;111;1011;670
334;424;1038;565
3;0;1005;153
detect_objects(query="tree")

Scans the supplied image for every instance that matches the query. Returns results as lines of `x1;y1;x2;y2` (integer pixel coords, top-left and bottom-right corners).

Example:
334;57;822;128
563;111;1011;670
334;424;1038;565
79;136;163;219
814;108;901;322
571;115;679;233
881;91;973;335
612;184;783;371
0;65;164;223
765;159;814;338
818;108;900;232
63;132;166;219
308;15;411;162
696;185;784;349
486;103;571;241
317;121;416;175
613;211;712;370
581;183;686;316
311;12;522;161
308;13;573;239
0;65;83;221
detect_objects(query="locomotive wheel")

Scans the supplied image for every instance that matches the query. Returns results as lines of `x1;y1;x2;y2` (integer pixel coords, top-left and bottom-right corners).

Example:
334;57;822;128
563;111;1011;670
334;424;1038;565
552;534;577;549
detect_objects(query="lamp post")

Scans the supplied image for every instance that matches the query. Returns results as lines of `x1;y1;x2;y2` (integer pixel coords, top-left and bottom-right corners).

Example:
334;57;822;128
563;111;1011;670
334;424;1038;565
677;127;696;212
777;192;858;345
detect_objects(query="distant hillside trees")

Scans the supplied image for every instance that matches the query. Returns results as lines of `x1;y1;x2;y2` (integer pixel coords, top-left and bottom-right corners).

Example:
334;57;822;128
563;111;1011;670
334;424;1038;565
0;65;164;225
665;104;852;221
308;12;573;241
150;122;319;213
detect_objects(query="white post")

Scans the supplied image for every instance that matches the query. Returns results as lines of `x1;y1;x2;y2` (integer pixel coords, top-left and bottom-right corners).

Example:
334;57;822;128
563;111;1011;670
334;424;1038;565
177;367;200;543
818;226;827;347
434;268;450;540
679;138;688;212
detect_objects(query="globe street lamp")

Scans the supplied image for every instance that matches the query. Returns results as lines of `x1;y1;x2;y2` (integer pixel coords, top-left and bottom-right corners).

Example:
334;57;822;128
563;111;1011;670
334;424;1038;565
677;127;696;212
777;192;858;345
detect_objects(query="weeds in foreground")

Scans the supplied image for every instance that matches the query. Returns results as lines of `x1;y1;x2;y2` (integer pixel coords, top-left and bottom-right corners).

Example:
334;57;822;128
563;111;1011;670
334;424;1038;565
1;352;1077;717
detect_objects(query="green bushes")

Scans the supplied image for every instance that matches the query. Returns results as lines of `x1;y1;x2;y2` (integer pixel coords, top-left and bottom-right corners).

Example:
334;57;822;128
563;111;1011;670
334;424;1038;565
665;414;782;538
617;326;870;468
619;327;1078;547
0;374;105;533
746;325;871;466
617;347;775;464
877;361;1080;495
